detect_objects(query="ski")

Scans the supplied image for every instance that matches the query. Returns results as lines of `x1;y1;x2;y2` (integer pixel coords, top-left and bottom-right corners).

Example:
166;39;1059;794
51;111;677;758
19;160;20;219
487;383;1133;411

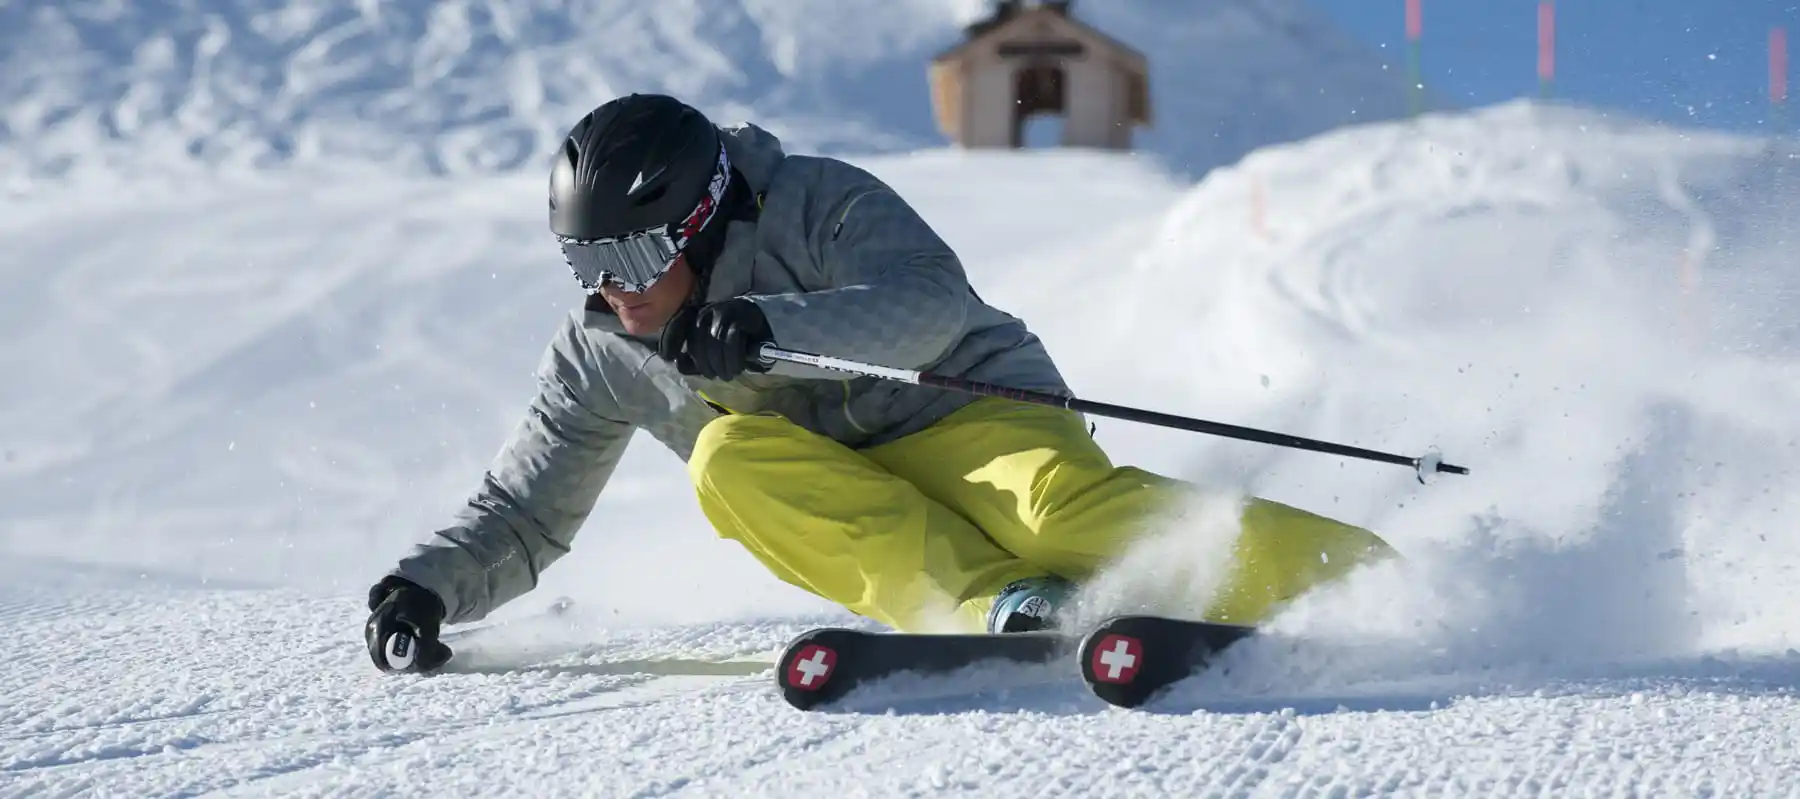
1077;614;1257;709
775;626;1074;710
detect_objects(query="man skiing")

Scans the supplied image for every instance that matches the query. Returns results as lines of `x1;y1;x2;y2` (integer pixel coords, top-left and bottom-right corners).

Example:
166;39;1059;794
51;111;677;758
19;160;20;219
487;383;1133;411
364;93;1394;674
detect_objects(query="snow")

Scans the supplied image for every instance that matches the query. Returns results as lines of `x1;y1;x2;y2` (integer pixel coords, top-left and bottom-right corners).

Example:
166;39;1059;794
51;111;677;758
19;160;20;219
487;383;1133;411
7;576;1800;796
7;0;1800;795
0;0;1410;183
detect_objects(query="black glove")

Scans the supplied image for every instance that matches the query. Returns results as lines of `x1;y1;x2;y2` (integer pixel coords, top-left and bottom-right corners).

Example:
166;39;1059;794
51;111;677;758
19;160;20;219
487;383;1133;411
658;298;773;381
365;576;453;674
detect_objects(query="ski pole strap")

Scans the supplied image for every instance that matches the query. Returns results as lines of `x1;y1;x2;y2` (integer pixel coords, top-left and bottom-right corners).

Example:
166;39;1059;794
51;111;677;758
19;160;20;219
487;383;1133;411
754;344;1468;481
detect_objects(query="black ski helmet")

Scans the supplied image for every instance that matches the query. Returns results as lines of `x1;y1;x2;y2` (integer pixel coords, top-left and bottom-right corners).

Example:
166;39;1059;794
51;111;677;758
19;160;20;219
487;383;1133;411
549;93;733;293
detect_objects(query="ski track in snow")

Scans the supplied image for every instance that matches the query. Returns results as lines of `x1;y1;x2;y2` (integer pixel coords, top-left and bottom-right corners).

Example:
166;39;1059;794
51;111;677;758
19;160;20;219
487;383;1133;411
5;570;1800;796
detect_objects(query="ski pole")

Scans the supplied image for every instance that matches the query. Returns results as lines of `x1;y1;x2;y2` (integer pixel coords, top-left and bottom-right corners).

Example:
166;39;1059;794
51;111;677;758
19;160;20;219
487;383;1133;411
755;344;1468;483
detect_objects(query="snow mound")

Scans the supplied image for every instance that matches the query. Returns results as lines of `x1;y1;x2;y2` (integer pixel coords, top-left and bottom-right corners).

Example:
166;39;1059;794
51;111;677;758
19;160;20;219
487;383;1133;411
1048;101;1800;672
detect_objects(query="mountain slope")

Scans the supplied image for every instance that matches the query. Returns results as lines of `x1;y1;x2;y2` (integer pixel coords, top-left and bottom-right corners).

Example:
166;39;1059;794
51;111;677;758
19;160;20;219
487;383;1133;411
0;0;970;180
0;0;1415;184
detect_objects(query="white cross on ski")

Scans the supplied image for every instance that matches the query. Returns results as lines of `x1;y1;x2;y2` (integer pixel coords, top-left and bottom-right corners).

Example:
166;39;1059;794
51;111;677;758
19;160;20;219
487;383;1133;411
1099;638;1138;680
795;648;832;686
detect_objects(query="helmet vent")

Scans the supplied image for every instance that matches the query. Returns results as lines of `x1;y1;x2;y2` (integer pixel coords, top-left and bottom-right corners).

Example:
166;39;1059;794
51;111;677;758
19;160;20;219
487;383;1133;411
632;184;668;206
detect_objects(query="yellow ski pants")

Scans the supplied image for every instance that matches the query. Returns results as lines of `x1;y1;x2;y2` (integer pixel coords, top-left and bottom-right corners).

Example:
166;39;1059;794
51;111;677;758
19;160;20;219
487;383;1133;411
689;397;1394;633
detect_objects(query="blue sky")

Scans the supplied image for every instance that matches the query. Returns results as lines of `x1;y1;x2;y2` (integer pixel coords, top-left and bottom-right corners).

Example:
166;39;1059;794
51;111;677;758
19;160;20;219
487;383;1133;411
1302;0;1799;133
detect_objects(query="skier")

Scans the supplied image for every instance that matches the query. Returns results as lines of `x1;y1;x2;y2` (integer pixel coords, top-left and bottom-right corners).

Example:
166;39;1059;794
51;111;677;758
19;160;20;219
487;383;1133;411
364;93;1394;674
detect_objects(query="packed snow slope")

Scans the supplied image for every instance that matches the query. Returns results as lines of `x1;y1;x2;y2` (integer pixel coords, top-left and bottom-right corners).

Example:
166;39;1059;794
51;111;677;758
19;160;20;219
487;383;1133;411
0;0;1413;184
7;99;1800;795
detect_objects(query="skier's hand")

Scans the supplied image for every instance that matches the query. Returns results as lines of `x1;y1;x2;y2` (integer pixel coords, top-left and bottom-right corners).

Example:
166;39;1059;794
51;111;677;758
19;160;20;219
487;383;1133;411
658;298;772;381
364;576;453;674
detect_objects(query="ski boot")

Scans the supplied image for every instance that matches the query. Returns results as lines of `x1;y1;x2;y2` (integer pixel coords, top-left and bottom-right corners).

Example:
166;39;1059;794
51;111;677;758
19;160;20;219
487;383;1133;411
986;576;1074;634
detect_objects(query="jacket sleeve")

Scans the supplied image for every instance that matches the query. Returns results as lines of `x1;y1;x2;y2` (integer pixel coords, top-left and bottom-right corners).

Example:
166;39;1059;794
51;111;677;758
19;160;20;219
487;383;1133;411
387;314;633;625
748;170;969;370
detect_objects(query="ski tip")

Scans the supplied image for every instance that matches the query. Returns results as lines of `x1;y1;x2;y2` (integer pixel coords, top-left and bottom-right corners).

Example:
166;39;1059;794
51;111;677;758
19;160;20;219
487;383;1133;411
1078;614;1258;709
1078;629;1155;708
778;641;842;709
774;627;862;711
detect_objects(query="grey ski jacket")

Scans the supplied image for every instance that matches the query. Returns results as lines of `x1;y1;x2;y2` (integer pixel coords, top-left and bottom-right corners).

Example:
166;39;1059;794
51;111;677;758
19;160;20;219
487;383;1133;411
388;123;1071;624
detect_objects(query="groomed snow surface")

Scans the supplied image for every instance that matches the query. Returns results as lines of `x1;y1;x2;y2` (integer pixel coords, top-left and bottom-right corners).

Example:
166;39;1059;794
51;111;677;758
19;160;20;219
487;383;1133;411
9;35;1800;785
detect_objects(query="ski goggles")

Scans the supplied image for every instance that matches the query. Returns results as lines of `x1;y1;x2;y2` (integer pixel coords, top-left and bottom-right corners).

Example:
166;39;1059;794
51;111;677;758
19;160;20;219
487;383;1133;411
557;144;732;294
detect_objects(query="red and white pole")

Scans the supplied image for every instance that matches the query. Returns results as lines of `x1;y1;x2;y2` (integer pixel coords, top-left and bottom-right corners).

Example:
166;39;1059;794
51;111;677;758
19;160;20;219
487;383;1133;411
1405;0;1423;115
1773;27;1788;131
1538;2;1556;98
